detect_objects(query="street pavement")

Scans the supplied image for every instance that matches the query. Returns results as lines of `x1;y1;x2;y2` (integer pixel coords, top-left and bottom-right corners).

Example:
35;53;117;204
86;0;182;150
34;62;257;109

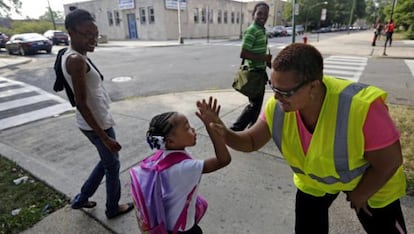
1;30;414;234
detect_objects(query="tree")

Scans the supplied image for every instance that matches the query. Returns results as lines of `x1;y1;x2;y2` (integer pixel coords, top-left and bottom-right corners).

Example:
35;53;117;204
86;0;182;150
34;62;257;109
386;0;414;30
282;0;366;28
39;9;64;22
0;0;21;17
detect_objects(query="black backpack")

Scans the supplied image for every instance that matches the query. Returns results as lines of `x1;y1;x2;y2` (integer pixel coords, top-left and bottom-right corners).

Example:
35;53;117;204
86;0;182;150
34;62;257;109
53;48;104;107
53;47;76;106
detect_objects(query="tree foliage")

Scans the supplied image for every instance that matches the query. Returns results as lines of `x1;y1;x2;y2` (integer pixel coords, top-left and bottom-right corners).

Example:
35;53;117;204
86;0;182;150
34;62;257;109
0;0;21;17
38;9;64;22
0;20;65;36
281;0;366;29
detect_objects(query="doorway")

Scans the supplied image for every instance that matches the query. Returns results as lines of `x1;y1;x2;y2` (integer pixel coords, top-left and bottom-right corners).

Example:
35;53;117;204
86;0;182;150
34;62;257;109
127;13;138;39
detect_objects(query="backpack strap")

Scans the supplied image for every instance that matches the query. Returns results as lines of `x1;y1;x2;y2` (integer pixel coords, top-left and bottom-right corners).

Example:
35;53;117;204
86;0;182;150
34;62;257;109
172;185;198;233
157;152;191;171
140;150;191;171
86;57;104;80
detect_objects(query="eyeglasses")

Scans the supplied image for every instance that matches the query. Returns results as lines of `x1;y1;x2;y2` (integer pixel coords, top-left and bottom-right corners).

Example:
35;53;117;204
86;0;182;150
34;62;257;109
269;80;310;98
75;30;99;40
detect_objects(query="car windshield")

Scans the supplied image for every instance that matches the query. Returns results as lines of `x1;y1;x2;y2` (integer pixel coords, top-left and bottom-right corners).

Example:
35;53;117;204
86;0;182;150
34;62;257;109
19;33;46;41
54;32;66;36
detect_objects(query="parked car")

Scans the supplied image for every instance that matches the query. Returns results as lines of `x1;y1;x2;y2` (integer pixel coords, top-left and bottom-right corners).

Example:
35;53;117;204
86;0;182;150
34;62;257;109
285;26;293;36
0;32;9;48
43;30;69;45
6;33;53;56
286;25;305;36
295;25;305;34
265;26;274;38
272;25;287;37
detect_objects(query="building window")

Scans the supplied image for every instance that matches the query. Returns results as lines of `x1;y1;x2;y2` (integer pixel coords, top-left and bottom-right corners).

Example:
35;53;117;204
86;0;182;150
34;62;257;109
139;7;146;24
193;8;199;23
231;12;235;24
107;11;113;26
209;9;213;23
201;8;206;23
224;11;228;24
114;10;121;25
236;12;240;24
148;7;155;23
217;10;222;24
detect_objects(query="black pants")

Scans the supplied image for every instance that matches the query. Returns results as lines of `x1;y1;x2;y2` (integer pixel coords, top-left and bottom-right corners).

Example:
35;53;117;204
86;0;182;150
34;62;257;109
230;93;264;131
385;32;393;46
168;224;203;234
295;189;407;234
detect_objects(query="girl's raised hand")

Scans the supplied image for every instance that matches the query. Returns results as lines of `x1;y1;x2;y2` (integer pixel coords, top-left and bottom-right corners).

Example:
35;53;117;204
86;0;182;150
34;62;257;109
196;96;221;125
196;97;228;138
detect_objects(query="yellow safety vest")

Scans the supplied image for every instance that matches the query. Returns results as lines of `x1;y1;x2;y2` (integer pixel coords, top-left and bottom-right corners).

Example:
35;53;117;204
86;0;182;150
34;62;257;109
264;76;406;208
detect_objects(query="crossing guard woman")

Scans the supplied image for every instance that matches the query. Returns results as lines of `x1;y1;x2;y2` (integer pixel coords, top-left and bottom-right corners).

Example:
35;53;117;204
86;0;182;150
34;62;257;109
201;43;407;234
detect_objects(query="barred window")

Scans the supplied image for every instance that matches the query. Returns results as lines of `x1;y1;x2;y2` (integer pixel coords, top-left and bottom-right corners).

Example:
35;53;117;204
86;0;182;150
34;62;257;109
217;10;222;24
148;7;155;23
231;12;235;24
224;11;228;24
140;7;146;24
114;10;120;25
193;8;199;23
201;8;206;23
107;11;113;26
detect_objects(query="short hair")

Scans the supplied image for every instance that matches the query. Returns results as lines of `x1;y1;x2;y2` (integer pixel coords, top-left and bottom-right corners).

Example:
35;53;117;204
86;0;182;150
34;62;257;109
65;8;95;30
272;43;323;82
252;2;269;17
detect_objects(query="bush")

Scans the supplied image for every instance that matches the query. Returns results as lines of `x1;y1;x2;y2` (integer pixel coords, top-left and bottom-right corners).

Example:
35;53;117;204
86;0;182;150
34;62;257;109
0;20;66;37
406;25;414;40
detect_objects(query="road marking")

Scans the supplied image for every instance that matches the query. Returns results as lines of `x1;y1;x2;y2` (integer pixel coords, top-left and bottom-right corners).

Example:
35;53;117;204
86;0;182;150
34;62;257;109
323;56;368;82
0;77;73;130
404;60;414;77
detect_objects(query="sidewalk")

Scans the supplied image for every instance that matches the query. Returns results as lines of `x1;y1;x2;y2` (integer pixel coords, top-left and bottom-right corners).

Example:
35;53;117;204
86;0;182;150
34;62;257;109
1;30;413;234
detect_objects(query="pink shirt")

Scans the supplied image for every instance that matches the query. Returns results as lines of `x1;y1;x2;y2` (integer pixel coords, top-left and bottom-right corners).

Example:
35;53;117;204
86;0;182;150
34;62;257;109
261;98;400;154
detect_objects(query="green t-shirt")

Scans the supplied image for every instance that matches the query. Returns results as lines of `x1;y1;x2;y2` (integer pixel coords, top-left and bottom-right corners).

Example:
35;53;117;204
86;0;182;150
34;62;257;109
242;22;268;70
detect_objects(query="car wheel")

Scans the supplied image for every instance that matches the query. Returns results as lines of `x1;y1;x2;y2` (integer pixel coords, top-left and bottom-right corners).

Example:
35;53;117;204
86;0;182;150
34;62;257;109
7;49;12;55
46;49;51;54
19;46;26;56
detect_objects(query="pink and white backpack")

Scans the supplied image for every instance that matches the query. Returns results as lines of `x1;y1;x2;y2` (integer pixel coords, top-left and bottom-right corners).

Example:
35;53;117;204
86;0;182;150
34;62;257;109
130;150;208;234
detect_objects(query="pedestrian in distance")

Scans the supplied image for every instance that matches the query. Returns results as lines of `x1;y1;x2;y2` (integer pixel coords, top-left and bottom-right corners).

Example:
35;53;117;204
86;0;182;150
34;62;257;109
230;2;272;131
200;43;408;234
144;97;231;233
383;19;395;56
62;9;134;219
371;20;383;46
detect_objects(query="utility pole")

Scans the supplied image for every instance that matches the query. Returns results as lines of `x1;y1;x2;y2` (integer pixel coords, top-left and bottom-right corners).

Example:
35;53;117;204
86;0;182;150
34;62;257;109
291;0;296;43
207;6;210;43
47;0;56;30
177;0;183;44
239;2;243;39
390;0;397;20
347;0;356;34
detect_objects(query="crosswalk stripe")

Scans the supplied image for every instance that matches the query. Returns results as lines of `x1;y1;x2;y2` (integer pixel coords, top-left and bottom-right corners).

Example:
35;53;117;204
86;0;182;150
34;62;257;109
0;95;50;111
324;64;365;71
404;60;414;77
0;77;73;130
324;56;368;82
0;103;73;130
0;82;16;88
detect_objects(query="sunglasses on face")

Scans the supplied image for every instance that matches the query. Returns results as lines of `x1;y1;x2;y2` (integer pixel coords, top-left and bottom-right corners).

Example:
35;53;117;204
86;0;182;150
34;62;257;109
269;80;310;98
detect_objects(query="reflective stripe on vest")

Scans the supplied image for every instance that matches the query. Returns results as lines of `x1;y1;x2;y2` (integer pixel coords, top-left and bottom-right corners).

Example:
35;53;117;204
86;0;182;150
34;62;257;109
272;82;370;184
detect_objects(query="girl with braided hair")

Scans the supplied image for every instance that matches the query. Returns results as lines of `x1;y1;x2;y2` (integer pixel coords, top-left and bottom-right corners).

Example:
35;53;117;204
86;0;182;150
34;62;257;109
145;97;231;234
